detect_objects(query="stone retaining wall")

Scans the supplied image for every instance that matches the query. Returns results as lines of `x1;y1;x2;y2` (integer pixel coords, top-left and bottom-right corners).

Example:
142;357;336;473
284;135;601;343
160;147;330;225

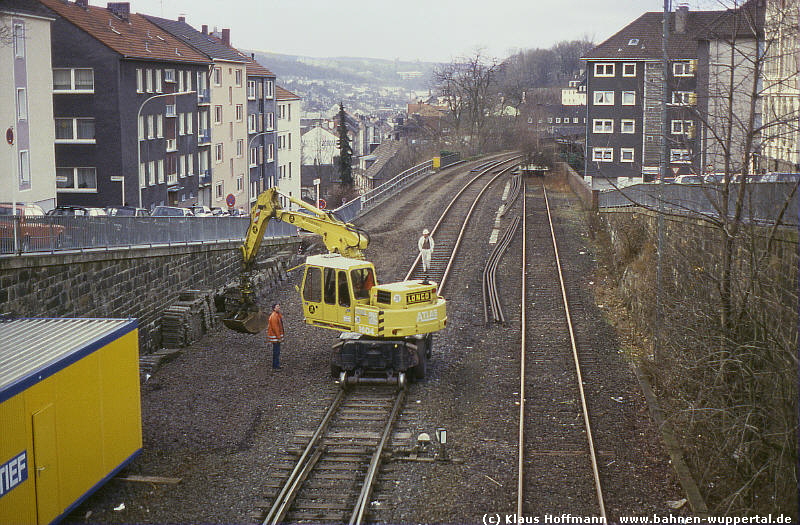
0;237;301;352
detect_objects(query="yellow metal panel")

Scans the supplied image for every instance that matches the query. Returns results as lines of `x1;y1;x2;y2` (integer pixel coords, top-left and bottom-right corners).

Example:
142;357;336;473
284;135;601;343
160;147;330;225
433;156;441;169
32;405;58;525
0;395;36;525
99;330;142;470
54;352;103;510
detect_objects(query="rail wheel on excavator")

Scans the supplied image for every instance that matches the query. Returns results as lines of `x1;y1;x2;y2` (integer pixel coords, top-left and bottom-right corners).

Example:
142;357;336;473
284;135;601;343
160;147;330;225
223;188;447;386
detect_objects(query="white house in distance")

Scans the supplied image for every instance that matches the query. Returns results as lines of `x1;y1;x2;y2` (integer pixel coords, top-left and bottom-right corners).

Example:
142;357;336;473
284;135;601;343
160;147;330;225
301;124;338;167
276;85;301;209
1;4;57;210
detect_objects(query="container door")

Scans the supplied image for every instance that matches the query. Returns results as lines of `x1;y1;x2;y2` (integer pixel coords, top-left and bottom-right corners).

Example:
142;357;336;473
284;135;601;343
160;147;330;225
32;405;58;525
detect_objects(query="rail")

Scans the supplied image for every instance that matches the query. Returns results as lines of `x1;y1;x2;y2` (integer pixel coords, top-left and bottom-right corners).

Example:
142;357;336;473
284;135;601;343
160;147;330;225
0;215;296;256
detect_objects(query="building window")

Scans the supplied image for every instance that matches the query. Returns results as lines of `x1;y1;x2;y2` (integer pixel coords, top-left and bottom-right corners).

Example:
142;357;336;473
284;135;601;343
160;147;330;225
265;80;274;98
236;175;243;191
155;69;162;93
56;167;97;190
555;117;561;124
213;67;222;86
249;147;258;167
55;118;95;143
671;91;694;105
157;159;165;184
236;139;244;157
235;104;243;121
592;147;614;162
671;120;694;135
621;91;636;105
267;143;274;161
670;149;692;163
165;69;176;83
214;105;223;124
53;68;94;92
266;112;274;130
13;23;25;58
16;88;27;120
235;69;243;86
146;69;153;93
620;119;635;133
136;68;143;93
215;181;224;198
573;117;579;123
594;63;614;77
620;148;635;162
593;91;614;105
215;143;224;163
248;114;257;133
593;119;613;133
18;150;30;184
622;63;636;77
673;61;693;77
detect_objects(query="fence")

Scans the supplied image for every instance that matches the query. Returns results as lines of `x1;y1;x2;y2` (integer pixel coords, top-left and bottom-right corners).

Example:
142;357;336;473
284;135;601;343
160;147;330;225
598;182;799;226
333;153;461;223
2;153;462;256
0;215;297;256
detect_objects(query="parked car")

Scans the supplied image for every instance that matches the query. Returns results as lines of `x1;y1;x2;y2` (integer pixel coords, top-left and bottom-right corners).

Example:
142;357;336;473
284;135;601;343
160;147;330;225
703;173;726;184
106;206;150;217
151;206;194;217
761;172;800;183
47;205;108;216
189;205;213;217
674;174;703;184
210;207;229;216
0;203;65;252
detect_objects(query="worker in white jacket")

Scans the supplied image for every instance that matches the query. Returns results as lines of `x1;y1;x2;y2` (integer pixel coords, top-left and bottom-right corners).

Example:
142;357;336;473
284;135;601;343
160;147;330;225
418;228;434;280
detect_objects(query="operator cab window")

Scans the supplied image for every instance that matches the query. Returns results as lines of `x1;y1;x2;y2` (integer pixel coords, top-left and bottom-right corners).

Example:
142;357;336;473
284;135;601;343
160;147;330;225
324;267;336;305
338;271;351;307
303;267;321;302
351;267;375;300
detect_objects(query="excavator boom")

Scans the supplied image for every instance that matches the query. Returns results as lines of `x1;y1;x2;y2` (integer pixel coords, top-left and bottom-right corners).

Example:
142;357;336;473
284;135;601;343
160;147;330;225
223;187;369;333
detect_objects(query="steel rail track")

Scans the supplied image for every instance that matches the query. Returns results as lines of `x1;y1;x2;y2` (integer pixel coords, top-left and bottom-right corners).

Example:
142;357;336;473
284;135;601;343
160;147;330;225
482;216;521;324
405;154;521;291
517;180;607;519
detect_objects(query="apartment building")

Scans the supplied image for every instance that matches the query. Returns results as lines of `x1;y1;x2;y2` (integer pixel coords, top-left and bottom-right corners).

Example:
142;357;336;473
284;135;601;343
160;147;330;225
1;1;56;210
761;0;798;172
38;0;211;210
145;17;249;210
276;86;302;208
582;2;763;187
242;55;277;206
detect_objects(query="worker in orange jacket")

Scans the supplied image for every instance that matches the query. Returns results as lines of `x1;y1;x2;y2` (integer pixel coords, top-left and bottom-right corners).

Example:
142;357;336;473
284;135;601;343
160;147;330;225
267;303;284;370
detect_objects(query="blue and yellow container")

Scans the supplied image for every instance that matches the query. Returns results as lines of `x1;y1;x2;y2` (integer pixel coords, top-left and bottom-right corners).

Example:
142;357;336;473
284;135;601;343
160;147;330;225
0;318;142;524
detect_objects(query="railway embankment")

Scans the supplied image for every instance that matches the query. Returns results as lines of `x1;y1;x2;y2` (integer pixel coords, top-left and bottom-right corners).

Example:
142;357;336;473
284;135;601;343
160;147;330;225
592;205;798;517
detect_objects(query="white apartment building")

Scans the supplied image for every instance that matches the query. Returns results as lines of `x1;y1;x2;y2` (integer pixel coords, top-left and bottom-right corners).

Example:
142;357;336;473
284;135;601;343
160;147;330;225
276;86;302;209
1;6;56;210
210;60;249;211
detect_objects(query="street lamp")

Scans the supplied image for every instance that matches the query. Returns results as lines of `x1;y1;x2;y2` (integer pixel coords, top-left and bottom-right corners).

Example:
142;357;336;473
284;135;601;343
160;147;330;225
247;130;274;208
137;90;195;208
313;177;320;209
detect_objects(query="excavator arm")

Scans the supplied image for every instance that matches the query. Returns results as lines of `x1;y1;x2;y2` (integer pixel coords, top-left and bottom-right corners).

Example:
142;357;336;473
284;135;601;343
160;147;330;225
224;187;369;333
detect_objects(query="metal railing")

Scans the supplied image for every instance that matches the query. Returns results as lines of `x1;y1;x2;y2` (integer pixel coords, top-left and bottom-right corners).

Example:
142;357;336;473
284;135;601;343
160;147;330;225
0;215;297;256
333;153;461;223
598;182;800;226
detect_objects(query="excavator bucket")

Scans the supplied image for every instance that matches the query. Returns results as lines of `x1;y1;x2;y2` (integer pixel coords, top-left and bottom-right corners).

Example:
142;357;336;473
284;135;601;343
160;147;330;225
222;309;269;334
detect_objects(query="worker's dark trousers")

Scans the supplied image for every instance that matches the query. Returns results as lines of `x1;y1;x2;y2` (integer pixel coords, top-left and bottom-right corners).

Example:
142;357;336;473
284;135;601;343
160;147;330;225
272;342;281;368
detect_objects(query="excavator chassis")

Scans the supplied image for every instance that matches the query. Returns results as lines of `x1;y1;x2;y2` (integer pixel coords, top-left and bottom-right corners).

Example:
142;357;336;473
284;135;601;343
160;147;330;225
331;332;432;386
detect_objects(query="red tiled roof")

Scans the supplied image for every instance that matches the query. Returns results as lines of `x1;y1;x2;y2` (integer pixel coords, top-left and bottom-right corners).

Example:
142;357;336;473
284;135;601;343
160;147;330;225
276;85;301;101
203;32;276;76
38;0;210;64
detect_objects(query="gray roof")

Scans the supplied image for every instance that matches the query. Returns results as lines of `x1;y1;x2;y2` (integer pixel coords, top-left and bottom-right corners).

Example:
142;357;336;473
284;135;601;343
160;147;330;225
143;15;246;62
0;318;137;402
583;0;763;61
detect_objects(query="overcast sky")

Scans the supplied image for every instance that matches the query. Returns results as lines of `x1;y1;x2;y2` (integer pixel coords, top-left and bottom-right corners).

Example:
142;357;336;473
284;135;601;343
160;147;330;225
91;0;727;63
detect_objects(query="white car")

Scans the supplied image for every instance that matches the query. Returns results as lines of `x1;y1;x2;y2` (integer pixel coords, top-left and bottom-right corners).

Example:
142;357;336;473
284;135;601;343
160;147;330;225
189;205;213;217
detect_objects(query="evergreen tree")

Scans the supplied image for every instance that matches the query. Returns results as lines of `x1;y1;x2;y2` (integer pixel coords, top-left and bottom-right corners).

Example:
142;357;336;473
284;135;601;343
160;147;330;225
336;102;353;186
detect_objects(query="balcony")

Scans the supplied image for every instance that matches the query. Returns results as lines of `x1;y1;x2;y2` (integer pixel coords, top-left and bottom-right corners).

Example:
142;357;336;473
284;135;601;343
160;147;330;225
165;104;177;117
198;129;211;145
197;89;210;105
199;169;211;186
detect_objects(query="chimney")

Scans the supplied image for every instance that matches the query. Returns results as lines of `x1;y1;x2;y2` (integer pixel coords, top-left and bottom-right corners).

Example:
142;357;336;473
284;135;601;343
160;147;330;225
675;4;689;34
75;0;89;8
201;24;208;35
222;28;230;46
107;2;130;21
178;16;186;23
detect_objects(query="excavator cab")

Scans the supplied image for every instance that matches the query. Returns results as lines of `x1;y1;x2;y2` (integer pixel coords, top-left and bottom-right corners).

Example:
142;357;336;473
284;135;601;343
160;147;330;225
300;256;377;331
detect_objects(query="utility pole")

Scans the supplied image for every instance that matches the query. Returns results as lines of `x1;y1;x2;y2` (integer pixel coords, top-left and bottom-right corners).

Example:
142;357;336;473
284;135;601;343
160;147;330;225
655;0;670;363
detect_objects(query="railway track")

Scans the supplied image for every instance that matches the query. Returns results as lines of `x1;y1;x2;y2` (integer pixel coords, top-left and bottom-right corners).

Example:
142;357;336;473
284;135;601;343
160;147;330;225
517;180;607;518
256;155;522;524
405;155;521;289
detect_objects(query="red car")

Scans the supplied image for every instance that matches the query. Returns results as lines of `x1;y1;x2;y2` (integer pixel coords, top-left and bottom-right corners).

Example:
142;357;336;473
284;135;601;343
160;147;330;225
0;203;65;252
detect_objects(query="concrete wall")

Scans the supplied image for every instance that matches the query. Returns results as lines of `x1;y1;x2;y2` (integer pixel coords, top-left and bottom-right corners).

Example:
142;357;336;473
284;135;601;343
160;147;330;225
0;236;300;352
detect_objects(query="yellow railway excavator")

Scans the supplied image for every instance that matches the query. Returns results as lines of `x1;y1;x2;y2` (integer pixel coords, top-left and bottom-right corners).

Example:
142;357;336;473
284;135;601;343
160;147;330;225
223;188;447;385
